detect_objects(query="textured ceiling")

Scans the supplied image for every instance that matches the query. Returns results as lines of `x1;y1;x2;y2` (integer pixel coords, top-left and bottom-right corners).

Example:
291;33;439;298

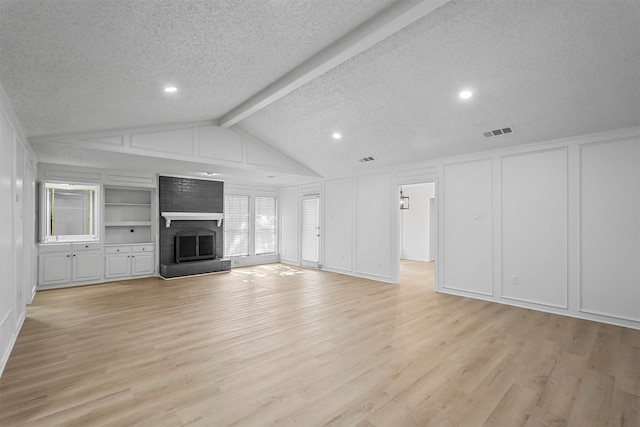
237;0;640;177
0;0;395;136
1;0;639;183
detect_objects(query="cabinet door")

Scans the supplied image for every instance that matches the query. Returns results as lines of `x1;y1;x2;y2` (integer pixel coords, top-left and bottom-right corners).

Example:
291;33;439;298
73;250;102;282
105;254;131;279
131;252;154;276
39;253;71;286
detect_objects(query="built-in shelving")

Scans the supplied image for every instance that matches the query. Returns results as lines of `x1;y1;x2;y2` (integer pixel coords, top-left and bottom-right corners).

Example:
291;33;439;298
104;187;154;244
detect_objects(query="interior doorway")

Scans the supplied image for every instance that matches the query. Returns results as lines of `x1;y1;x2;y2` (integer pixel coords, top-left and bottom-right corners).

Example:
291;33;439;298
398;182;436;286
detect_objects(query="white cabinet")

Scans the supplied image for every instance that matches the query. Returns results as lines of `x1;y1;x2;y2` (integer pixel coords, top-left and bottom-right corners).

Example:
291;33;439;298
132;246;154;276
39;243;102;288
105;247;131;278
105;244;155;280
39;250;71;286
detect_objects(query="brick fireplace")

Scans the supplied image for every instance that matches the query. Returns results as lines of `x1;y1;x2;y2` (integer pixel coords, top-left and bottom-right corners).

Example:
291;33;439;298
159;176;230;278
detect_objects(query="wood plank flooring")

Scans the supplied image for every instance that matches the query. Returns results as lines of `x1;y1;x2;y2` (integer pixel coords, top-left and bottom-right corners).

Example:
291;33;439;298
1;261;638;426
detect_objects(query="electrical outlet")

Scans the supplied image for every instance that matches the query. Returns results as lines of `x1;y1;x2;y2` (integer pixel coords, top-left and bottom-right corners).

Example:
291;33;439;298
512;275;519;285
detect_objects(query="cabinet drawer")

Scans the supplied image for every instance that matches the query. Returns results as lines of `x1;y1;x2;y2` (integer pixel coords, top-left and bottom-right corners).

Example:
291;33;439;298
38;243;71;253
132;245;154;253
105;246;132;254
72;242;102;251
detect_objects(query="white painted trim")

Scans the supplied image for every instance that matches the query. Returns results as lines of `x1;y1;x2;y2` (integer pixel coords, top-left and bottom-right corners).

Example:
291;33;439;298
32;123;320;178
440;286;640;331
227;254;280;268
498;147;570;310
37;274;157;290
577;136;640;320
322;266;394;284
501;295;568;310
442;284;493;297
578;308;640;323
161;212;224;227
279;257;298;266
441;157;495;296
0;309;25;378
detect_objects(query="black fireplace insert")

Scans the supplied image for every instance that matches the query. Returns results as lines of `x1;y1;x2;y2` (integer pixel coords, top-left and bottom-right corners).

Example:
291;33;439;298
175;228;216;263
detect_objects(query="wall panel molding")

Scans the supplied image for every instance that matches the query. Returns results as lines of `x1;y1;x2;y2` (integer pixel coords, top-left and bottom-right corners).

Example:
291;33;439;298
500;147;569;309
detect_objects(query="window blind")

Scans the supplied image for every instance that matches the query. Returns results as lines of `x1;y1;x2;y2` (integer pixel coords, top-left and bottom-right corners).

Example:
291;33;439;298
224;195;249;256
301;197;319;263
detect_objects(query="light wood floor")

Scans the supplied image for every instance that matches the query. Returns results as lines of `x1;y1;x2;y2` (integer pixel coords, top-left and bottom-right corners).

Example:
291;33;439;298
1;261;638;426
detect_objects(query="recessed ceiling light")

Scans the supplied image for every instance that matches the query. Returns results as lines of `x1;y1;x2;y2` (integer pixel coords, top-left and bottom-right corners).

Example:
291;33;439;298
459;90;472;99
332;132;342;140
164;86;178;93
204;172;219;176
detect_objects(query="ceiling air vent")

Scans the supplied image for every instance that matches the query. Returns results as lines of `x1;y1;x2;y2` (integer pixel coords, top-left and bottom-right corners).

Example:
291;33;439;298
358;156;375;163
483;126;514;138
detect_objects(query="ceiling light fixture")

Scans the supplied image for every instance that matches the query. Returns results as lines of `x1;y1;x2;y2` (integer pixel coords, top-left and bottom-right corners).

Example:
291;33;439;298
332;132;342;140
459;90;472;99
164;86;178;93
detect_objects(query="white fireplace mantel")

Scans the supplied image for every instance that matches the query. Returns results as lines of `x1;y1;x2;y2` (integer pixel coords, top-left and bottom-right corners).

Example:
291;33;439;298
161;212;224;228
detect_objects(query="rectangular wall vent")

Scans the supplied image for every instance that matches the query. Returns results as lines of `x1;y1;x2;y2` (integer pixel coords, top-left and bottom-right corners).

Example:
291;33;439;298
484;126;514;138
358;156;375;163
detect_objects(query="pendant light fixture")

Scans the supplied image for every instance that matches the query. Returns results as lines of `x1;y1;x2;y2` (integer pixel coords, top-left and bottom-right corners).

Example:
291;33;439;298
400;187;409;210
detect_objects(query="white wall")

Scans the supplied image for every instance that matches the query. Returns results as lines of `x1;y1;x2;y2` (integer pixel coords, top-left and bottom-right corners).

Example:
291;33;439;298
355;174;393;279
279;173;396;283
0;100;15;377
501;148;568;308
0;82;36;377
279;185;299;265
400;182;434;261
580;139;639;321
324;179;353;271
442;159;493;296
278;127;639;330
436;129;639;330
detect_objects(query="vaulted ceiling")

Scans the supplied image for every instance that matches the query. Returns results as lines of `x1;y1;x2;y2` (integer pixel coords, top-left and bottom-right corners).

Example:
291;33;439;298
1;0;638;184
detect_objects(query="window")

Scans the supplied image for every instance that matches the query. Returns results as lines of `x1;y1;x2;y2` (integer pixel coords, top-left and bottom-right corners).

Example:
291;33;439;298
224;194;278;257
40;182;100;243
224;195;249;256
255;197;276;255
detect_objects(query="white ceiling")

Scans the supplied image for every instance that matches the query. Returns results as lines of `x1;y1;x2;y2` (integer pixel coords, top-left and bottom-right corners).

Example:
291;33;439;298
1;0;639;183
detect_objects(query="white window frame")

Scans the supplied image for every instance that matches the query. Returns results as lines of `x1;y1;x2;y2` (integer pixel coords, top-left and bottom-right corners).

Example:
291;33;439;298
224;192;278;258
